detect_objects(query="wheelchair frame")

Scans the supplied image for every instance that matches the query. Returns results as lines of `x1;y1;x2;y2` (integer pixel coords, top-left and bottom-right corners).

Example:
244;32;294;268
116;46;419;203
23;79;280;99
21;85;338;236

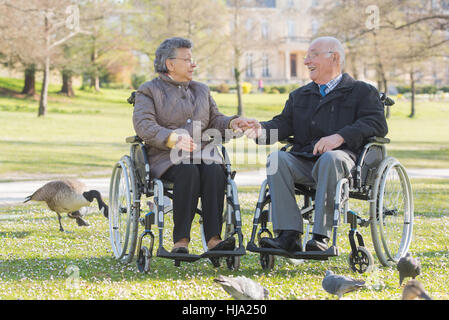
109;136;246;272
246;95;414;273
108;92;245;273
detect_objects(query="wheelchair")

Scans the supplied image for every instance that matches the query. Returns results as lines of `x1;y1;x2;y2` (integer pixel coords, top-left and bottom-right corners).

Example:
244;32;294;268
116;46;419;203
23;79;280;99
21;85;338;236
246;94;414;273
107;93;246;273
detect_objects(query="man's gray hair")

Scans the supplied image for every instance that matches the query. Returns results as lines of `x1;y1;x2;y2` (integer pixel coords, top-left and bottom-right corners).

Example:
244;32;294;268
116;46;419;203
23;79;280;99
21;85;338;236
311;36;345;67
154;37;193;73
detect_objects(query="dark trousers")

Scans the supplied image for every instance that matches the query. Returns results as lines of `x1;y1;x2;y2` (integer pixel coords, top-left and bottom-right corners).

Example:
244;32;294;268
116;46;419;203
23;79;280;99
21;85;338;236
161;163;226;244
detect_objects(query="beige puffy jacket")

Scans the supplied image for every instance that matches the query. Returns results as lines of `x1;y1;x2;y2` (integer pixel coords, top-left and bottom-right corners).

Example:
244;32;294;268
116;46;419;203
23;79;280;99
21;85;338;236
133;74;237;178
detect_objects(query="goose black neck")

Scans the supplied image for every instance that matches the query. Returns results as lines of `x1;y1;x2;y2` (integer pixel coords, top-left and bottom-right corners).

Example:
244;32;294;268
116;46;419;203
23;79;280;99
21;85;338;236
83;190;103;204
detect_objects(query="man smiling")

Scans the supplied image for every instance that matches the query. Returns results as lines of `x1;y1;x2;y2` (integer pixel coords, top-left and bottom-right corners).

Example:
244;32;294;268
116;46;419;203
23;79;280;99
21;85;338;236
244;36;388;253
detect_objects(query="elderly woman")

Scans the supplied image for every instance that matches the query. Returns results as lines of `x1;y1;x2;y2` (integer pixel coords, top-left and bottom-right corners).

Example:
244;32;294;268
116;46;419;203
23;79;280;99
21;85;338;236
133;37;251;254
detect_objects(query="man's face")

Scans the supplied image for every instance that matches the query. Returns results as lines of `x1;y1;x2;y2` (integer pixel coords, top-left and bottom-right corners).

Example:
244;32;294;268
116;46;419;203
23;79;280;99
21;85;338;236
167;47;196;82
303;41;336;84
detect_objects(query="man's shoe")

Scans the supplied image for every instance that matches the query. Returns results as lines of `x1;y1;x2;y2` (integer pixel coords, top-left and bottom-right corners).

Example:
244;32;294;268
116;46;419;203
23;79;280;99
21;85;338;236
260;230;302;252
305;237;329;252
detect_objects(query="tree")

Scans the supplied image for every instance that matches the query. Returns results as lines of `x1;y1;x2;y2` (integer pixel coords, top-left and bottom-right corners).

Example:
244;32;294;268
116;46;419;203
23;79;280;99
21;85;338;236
1;1;90;116
226;0;277;115
314;0;449;118
130;0;228;80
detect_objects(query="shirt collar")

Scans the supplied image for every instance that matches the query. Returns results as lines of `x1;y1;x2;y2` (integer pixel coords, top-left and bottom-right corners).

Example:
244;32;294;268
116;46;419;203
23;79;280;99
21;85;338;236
316;73;343;94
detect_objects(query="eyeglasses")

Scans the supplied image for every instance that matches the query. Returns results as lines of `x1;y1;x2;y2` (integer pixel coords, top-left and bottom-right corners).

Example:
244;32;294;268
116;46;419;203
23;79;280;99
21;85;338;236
303;51;334;61
170;57;196;65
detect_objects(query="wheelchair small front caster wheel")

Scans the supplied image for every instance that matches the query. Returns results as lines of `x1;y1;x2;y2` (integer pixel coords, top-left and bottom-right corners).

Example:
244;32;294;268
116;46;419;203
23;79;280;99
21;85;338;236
136;246;151;273
226;256;240;271
348;246;374;274
260;253;275;270
209;257;220;268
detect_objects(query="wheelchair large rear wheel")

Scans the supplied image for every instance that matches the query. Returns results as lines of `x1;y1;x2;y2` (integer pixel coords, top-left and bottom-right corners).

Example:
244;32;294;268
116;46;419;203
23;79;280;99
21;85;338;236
109;155;140;263
370;157;413;267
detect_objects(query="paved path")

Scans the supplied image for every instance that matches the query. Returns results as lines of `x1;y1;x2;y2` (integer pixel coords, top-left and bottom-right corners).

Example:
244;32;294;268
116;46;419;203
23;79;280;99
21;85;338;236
1;168;448;207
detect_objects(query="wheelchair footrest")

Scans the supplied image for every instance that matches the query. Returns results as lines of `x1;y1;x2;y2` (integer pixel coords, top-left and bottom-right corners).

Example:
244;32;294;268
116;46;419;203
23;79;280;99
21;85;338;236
157;247;201;262
246;242;338;260
156;246;246;262
201;246;246;258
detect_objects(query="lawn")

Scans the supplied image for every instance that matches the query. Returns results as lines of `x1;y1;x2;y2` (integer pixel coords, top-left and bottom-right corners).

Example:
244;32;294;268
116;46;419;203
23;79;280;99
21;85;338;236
0;179;448;300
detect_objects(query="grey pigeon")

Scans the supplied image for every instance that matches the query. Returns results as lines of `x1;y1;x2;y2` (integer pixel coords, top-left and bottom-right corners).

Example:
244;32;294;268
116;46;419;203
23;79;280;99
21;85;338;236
397;252;421;286
322;270;365;299
402;279;432;300
214;275;269;300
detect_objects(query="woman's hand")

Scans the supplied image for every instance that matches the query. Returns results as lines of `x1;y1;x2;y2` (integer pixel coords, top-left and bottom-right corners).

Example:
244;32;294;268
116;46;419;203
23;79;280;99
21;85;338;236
175;133;197;152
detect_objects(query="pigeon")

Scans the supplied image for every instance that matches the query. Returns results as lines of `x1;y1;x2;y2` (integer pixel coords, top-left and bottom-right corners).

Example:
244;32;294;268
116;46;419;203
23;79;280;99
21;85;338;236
214;275;269;300
402;279;432;300
397;252;421;286
322;270;365;299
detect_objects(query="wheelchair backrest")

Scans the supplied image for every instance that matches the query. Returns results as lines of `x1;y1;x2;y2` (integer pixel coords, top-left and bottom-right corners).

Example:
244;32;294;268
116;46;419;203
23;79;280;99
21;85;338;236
359;144;385;187
130;142;148;187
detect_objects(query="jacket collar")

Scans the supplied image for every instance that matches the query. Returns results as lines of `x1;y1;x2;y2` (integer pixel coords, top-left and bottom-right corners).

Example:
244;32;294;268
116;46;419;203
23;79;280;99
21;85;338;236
300;73;355;96
159;73;190;89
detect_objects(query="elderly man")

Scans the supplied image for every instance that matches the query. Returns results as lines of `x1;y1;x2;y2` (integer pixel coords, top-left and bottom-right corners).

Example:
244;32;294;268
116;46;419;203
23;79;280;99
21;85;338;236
244;36;388;252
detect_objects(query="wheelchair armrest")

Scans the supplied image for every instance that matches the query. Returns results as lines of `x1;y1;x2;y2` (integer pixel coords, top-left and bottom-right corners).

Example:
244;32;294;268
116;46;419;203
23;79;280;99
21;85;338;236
366;136;390;144
279;136;294;145
126;135;143;144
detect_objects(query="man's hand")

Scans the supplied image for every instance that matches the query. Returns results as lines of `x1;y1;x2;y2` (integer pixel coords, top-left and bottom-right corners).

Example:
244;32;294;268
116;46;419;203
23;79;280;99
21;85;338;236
313;133;344;155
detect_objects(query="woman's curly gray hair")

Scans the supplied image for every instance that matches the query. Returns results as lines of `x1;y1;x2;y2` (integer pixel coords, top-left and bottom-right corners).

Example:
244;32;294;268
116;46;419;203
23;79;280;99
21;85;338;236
154;37;193;73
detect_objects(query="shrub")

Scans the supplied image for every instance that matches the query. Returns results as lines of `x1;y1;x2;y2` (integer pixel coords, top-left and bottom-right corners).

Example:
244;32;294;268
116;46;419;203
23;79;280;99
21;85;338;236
217;83;230;93
242;82;252;94
131;74;146;90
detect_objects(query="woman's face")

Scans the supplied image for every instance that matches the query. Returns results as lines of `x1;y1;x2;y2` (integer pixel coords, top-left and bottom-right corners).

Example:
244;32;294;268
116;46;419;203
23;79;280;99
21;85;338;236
166;48;196;82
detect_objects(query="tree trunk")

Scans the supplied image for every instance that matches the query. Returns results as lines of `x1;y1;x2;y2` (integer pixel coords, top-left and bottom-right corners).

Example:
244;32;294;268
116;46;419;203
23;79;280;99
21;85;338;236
38;56;50;117
91;41;101;92
22;64;36;96
234;67;243;116
409;71;415;118
60;69;75;96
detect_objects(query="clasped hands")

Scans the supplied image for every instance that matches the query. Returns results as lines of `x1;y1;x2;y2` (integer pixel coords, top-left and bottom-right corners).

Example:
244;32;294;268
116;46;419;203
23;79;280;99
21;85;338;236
169;117;262;152
229;117;263;139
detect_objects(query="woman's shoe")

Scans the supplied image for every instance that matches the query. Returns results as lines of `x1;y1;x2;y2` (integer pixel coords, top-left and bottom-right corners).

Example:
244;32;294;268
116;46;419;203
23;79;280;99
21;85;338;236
171;246;189;254
209;236;236;251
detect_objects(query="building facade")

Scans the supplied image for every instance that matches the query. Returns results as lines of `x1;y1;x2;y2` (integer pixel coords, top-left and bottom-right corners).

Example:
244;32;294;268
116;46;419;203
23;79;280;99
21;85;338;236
203;0;319;86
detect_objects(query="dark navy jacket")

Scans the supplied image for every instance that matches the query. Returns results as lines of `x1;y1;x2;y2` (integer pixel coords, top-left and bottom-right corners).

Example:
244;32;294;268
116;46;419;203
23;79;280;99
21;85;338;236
259;73;388;161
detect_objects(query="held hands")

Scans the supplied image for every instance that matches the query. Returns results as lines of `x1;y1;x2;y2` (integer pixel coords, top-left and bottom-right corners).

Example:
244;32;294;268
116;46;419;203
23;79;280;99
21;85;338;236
312;133;344;155
230;117;262;139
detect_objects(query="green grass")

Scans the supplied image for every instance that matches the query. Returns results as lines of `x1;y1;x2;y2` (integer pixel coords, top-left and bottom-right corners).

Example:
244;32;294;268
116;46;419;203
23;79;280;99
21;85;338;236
0;178;448;300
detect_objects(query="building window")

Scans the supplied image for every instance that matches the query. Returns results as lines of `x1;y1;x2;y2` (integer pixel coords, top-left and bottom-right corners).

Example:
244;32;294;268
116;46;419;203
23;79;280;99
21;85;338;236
246;19;253;31
287;20;295;38
261;21;269;40
287;0;294;8
246;53;254;78
312;19;319;35
262;54;270;77
290;53;297;78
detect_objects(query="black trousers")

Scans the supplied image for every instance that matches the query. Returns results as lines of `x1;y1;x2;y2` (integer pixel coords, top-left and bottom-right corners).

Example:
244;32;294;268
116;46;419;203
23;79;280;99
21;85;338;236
161;162;226;244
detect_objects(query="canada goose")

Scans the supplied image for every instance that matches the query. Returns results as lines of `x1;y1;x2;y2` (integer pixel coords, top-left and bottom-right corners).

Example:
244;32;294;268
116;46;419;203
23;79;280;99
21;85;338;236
24;179;108;232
